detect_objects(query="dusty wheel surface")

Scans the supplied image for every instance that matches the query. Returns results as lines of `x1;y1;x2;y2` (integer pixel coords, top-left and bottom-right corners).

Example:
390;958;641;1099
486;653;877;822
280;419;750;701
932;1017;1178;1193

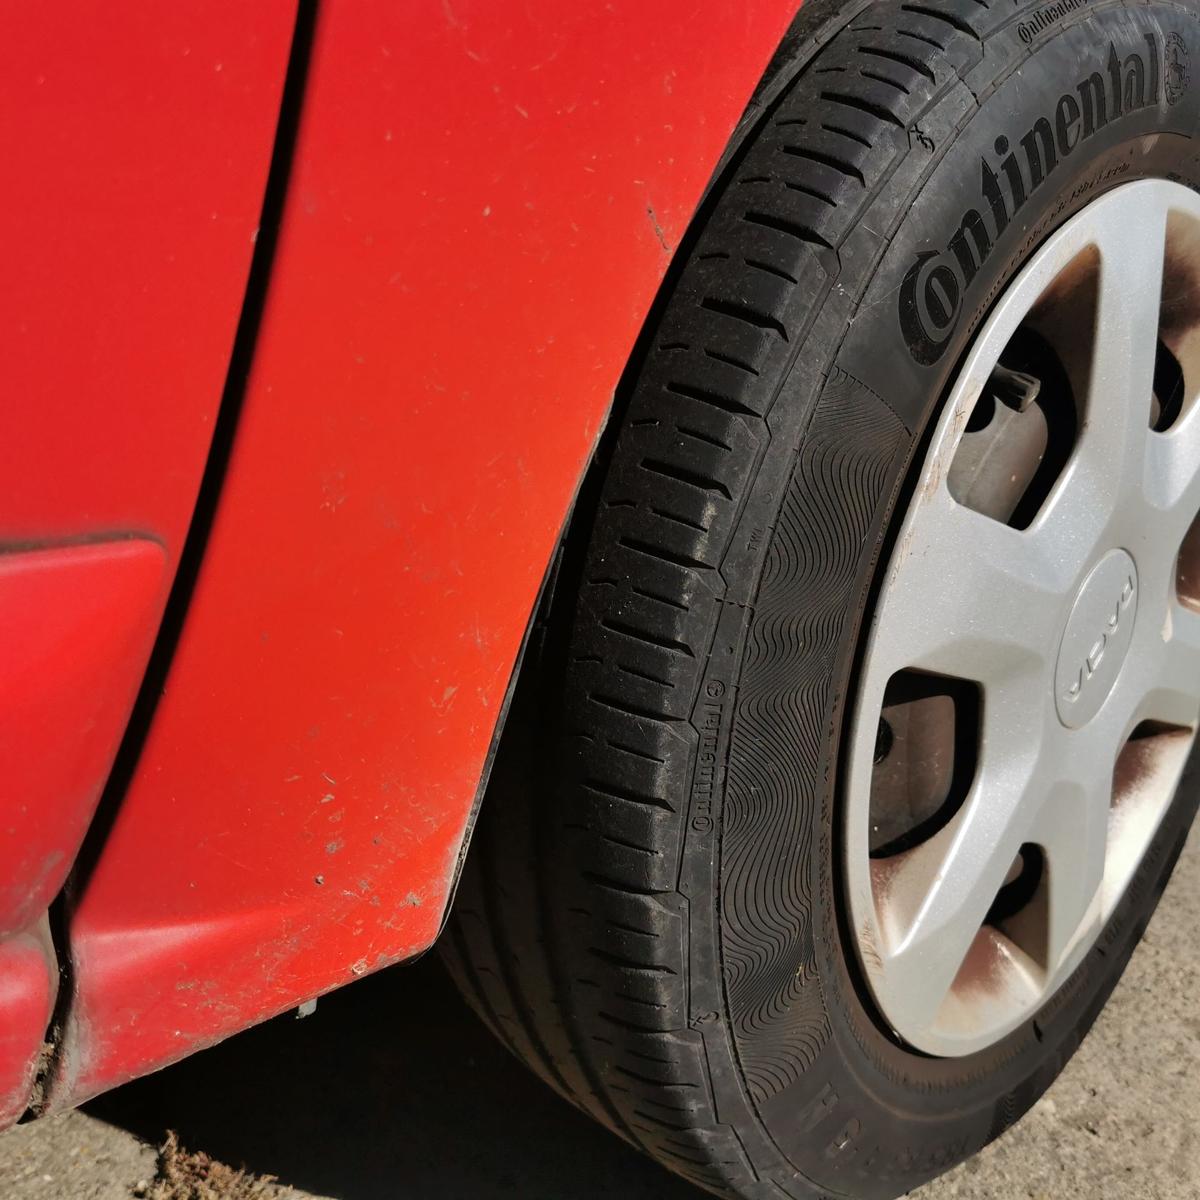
444;3;1200;1197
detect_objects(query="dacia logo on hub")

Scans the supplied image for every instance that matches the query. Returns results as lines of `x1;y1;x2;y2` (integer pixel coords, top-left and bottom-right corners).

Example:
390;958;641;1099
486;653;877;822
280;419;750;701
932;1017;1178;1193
899;34;1185;366
1054;549;1139;729
1063;571;1135;707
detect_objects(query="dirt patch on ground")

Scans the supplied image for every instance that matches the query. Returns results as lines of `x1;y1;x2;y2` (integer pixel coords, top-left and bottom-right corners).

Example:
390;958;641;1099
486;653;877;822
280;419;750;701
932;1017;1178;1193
134;1133;290;1200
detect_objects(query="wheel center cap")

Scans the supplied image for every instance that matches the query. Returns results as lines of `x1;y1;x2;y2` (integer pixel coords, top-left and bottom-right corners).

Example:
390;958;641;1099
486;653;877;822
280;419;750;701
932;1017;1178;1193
1054;549;1139;729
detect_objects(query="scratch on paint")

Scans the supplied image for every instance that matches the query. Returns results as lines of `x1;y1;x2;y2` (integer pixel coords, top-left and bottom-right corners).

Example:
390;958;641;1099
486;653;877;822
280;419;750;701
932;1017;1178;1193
646;205;670;253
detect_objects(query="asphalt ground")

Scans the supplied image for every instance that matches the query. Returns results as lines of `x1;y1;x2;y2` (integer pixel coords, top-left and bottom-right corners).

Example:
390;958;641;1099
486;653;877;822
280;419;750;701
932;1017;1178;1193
2;826;1197;1200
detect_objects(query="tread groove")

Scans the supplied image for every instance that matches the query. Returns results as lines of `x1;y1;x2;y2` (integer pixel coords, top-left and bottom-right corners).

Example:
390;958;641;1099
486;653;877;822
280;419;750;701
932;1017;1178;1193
781;179;838;206
582;776;675;813
617;535;712;572
601;615;696;657
640;457;733;501
586;691;682;726
651;505;709;534
664;380;760;420
701;293;793;339
589;948;676;976
820;120;873;149
860;67;911;95
858;42;936;81
617;660;676;688
704;347;762;377
898;25;947;51
900;3;982;40
780;143;866;184
606;737;667;764
820;88;905;127
740;213;833;256
744;257;798;286
630;583;690;613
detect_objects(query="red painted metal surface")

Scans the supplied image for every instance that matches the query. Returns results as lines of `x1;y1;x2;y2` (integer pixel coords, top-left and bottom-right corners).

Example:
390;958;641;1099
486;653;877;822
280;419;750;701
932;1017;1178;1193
0;541;166;938
0;541;166;1125
0;922;57;1129
0;2;296;1123
0;4;295;550
51;0;801;1107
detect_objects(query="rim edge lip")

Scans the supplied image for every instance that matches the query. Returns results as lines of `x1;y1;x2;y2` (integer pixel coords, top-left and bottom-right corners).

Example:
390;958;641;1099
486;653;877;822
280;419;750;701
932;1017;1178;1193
842;179;1200;1058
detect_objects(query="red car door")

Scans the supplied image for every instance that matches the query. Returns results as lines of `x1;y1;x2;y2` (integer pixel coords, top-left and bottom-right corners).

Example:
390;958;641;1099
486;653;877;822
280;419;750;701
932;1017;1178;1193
0;2;297;1124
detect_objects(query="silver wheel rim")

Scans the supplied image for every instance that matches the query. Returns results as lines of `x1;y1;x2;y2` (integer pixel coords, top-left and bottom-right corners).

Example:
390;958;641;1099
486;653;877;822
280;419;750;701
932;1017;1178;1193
845;180;1200;1058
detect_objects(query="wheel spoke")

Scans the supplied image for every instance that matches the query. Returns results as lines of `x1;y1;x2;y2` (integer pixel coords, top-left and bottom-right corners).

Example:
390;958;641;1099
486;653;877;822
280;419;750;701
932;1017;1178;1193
874;750;1043;1032
1041;192;1166;545
1078;193;1166;481
1145;403;1200;541
1026;752;1110;974
868;489;1064;688
1134;605;1200;731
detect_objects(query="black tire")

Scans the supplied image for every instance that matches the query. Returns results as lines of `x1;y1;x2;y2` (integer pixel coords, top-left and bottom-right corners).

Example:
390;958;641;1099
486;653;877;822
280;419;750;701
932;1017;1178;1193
444;3;1200;1197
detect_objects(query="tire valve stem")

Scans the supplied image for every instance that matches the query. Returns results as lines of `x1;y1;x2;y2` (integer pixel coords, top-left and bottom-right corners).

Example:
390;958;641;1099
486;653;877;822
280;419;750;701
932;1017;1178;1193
989;362;1042;413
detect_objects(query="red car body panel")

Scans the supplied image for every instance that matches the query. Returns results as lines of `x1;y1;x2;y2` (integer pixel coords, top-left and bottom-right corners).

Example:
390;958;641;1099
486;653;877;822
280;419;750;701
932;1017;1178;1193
0;3;296;1121
0;540;166;939
0;2;294;552
0;924;56;1129
7;1;803;1115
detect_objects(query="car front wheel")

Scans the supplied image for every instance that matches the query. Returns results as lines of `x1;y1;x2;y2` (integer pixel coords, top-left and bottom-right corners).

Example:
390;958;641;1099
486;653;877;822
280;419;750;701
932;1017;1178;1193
445;2;1200;1196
